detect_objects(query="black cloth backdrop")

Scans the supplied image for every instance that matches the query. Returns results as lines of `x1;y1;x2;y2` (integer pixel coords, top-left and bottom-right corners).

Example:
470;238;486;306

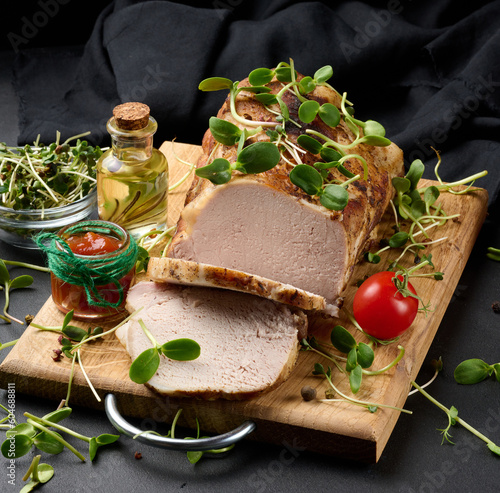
13;0;500;203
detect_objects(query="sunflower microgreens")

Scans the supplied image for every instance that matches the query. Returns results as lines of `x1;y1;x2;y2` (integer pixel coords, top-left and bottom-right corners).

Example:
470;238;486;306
301;324;406;401
135;408;235;464
364;153;487;267
0;132;102;210
454;358;500;385
1;406;119;463
128;319;201;384
410;381;500;455
0;259;34;325
197;58;392;211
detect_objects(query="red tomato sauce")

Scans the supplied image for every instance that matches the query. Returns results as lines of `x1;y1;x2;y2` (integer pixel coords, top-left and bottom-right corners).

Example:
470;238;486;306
51;230;134;321
64;231;124;256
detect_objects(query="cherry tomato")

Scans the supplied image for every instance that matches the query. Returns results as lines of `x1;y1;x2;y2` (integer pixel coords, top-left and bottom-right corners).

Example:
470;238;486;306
352;271;419;339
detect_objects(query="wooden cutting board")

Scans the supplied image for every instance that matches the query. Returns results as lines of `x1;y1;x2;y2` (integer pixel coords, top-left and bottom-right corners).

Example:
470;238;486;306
0;141;488;463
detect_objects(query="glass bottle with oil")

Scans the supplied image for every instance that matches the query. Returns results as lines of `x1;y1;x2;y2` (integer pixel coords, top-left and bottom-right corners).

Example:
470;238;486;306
96;102;168;240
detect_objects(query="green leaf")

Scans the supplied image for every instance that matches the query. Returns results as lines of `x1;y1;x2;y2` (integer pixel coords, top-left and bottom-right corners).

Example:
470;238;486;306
356;342;375;369
187;450;204;464
406;159;425;191
1;433;33;458
346;347;358;372
359;135;392;146
424;186;440;207
318;103;341;127
35;463;54;484
330;325;356;353
363;120;386;137
161;338;201;361
129;347;161;384
493;363;500;383
364;252;381;264
62;325;88;342
319;184;349;211
235;142;281;174
314;65;333;83
349;364;363;394
410;199;426;219
297;134;323;154
209;117;242;146
275;66;296;83
248;68;274;86
42;407;72;424
9;275;33;290
278;97;290;121
392;176;411;194
0;260;10;284
299;76;316;94
313;362;326;375
388;231;409;248
298;100;320;124
6;423;37;439
254;93;278;105
289;164;323;196
195;158;232;185
89;437;98;461
320;147;342;163
198;77;233;92
33;431;64;455
242;85;272;94
62;309;74;329
487;442;500;456
96;433;120;445
454;359;493;385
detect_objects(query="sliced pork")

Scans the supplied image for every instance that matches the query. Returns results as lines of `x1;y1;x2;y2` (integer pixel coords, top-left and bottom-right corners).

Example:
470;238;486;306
116;280;307;400
146;256;333;314
167;74;404;308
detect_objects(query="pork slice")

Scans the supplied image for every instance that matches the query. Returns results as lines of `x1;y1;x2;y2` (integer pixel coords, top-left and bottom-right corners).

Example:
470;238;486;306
116;280;307;400
167;74;404;307
146;256;337;316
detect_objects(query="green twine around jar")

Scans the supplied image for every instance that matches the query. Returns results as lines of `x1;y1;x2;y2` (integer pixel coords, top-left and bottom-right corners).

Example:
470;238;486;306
35;220;138;308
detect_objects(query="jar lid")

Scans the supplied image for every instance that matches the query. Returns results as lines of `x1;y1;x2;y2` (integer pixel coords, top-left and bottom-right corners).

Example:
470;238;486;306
113;102;150;130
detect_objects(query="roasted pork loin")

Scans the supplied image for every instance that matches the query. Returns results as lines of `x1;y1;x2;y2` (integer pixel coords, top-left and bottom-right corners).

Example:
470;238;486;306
116;280;307;399
168;75;404;312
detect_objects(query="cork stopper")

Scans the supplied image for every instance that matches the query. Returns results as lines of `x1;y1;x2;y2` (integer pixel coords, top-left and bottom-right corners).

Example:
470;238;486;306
113;102;150;130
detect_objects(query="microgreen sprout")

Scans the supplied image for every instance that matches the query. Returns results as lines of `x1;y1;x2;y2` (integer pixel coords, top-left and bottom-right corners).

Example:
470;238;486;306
0;259;34;324
454;358;500;385
410;381;500;456
1;406;119;463
20;455;54;492
0;131;102;210
408;357;443;396
31;308;143;405
302;322;406;395
128;319;201;384
197;59;393;211
311;362;411;414
135;408;235;464
363;154;487;273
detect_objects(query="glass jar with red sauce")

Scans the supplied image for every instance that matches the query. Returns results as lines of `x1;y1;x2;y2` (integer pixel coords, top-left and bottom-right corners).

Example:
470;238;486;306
49;221;136;322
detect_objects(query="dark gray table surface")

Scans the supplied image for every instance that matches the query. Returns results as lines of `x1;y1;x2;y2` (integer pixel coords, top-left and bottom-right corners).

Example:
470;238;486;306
1;46;500;493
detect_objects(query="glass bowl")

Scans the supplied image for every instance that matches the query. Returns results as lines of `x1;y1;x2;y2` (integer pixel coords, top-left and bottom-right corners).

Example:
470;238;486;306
0;189;98;250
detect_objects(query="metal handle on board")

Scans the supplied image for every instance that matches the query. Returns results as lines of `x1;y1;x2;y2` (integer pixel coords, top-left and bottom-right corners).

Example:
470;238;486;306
104;393;256;451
